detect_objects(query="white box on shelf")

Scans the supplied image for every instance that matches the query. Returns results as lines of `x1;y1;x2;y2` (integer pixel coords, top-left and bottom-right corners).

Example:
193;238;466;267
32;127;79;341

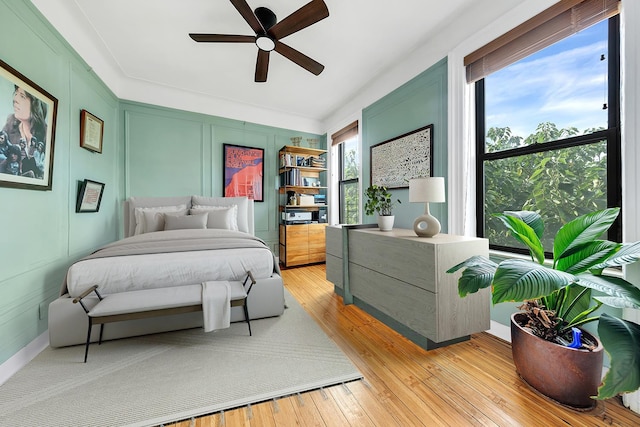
299;195;314;206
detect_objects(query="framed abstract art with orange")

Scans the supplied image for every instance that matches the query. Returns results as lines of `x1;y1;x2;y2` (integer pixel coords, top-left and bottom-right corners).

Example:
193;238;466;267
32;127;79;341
223;144;264;202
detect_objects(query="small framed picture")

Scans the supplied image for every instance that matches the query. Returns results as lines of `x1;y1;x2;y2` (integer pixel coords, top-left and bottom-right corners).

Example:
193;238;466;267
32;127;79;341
80;109;104;153
76;179;105;213
303;177;320;187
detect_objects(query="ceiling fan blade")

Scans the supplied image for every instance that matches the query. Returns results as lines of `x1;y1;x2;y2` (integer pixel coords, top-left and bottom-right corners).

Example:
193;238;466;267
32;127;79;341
274;40;324;76
189;34;255;43
255;50;270;82
230;0;265;34
268;0;329;40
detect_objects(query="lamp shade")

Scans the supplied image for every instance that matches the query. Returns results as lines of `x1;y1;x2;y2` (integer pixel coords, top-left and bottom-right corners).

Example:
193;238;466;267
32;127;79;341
409;177;445;203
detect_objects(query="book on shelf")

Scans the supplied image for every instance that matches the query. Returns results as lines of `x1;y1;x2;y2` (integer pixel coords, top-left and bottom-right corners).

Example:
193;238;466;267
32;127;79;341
280;153;294;167
310;156;326;168
281;168;302;186
280;153;326;169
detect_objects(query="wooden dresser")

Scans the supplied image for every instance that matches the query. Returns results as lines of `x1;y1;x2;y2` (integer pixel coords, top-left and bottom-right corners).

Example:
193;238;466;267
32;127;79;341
326;225;490;349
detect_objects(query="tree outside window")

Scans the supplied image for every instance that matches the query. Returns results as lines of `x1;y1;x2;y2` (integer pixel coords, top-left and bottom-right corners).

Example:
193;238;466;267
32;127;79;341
339;137;359;224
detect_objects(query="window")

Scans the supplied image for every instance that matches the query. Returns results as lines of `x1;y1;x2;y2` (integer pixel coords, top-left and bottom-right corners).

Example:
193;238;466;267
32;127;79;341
338;137;359;224
331;121;359;224
473;6;620;254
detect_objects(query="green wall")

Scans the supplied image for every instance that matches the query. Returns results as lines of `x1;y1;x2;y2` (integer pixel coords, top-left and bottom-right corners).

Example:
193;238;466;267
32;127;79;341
0;1;544;367
362;58;448;231
0;1;323;366
359;58;515;331
0;0;121;365
121;101;324;251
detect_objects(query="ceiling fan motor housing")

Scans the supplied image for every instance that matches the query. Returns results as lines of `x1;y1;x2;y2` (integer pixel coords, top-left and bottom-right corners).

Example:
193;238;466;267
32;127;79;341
254;7;277;30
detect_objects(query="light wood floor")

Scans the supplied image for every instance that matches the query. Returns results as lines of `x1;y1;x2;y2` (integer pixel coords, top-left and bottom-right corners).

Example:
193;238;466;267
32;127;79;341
170;264;640;427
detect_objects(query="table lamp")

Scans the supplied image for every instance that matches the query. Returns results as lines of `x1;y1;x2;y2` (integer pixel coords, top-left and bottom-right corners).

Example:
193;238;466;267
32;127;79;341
409;177;445;237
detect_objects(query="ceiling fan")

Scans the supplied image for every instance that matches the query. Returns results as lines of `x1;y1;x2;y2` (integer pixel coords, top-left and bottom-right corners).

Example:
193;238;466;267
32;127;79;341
189;0;329;82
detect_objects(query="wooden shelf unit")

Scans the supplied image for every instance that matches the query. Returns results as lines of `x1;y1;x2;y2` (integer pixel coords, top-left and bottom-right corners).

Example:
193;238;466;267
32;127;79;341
278;145;328;267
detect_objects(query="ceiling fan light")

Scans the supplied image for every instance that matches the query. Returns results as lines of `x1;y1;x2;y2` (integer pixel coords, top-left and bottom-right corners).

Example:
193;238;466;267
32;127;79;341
255;36;275;51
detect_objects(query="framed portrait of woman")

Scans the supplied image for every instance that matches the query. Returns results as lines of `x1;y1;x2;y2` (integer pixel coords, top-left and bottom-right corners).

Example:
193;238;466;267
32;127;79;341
0;59;58;191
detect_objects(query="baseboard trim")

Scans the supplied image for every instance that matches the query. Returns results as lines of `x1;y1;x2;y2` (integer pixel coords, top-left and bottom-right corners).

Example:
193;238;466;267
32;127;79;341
0;331;49;386
487;320;511;343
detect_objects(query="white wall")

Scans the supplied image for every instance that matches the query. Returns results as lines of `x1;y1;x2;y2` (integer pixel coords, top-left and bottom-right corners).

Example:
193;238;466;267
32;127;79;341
620;0;640;414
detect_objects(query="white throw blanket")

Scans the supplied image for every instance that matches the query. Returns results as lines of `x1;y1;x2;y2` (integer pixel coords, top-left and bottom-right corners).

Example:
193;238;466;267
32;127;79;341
201;281;231;332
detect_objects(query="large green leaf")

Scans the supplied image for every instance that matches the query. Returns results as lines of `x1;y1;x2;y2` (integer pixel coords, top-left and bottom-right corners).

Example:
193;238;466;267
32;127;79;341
556;240;621;274
503;210;544;239
597;314;640;399
493;213;545;264
553;208;620;261
591;241;640;271
562;303;602;330
447;256;497;297
576;274;640;309
595;297;640;309
492;259;576;304
548;285;593;327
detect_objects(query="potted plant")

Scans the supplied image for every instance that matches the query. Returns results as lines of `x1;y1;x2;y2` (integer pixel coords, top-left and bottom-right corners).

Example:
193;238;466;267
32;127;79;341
447;208;640;408
364;185;401;231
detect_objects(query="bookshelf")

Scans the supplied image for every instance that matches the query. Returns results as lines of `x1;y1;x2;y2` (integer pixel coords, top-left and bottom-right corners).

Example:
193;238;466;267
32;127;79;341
278;145;328;267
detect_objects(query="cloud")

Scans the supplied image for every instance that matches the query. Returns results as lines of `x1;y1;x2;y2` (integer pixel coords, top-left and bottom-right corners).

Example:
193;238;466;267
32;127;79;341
484;22;609;139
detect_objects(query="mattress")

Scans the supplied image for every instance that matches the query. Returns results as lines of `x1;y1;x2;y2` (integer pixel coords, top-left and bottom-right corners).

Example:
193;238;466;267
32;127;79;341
64;229;275;297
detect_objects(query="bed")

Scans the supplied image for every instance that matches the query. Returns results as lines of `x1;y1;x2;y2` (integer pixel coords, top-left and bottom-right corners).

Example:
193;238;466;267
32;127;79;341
48;195;285;348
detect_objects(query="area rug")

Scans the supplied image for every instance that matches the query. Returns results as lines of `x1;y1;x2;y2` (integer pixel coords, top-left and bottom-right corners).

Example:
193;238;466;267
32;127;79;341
0;290;362;427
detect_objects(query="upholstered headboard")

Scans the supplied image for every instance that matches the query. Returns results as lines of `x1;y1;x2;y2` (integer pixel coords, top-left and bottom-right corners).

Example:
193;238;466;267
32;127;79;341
123;196;255;237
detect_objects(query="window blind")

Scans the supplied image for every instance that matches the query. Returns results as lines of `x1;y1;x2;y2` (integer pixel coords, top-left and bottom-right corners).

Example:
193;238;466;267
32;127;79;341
331;120;358;146
465;0;620;83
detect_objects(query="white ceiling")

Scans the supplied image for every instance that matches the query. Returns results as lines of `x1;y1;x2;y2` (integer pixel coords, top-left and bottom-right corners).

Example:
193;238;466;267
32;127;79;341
30;0;523;133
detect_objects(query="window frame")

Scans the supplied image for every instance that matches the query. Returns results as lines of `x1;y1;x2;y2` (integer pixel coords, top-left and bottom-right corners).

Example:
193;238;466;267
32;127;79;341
338;138;359;224
475;16;621;256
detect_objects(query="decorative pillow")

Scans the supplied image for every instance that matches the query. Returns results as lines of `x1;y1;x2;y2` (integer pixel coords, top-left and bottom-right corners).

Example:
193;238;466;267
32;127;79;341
164;212;208;230
191;196;249;233
133;204;188;235
190;205;238;230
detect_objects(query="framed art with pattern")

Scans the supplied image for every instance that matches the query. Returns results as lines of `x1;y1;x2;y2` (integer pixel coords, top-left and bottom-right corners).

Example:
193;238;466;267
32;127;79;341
370;124;434;189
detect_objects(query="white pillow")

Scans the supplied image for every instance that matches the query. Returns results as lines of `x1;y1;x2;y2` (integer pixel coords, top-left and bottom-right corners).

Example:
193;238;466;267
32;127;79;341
191;196;249;233
164;212;208;230
134;204;188;235
191;205;238;230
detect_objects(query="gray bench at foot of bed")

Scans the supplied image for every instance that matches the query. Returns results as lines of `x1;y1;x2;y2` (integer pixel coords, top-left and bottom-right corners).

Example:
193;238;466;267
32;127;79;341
73;272;256;362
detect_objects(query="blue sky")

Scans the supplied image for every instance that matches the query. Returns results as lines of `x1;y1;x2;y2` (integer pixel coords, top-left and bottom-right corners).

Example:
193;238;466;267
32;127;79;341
485;20;609;139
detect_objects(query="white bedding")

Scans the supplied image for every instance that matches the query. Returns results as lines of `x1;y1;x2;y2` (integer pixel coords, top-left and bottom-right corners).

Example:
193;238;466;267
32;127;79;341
64;229;275;297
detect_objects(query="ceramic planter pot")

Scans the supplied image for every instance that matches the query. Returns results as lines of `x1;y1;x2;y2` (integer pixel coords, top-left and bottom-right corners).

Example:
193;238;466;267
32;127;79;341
377;215;394;231
510;312;604;409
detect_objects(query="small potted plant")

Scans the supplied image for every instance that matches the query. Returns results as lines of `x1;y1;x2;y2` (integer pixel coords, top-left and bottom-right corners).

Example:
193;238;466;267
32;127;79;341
364;185;401;231
447;208;640;408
